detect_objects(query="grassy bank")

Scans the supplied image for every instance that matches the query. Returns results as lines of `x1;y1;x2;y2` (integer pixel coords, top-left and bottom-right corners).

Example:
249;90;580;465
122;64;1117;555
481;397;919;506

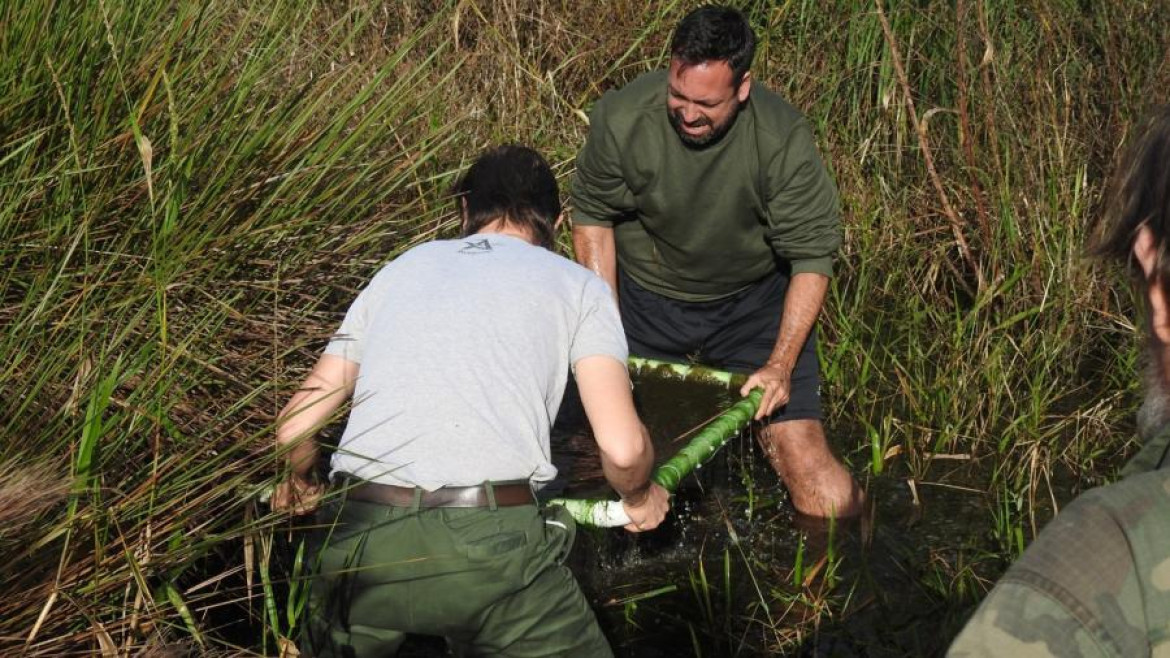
2;0;1169;654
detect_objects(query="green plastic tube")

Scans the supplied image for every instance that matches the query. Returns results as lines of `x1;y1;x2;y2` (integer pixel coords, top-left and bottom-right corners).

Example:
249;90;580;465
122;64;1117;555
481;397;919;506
548;360;761;528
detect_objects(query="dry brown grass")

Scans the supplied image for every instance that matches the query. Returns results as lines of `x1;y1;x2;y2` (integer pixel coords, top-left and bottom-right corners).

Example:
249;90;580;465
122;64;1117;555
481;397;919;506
0;462;68;535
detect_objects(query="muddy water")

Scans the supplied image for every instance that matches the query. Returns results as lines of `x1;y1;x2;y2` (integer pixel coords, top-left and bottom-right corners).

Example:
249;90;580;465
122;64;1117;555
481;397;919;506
543;373;1080;657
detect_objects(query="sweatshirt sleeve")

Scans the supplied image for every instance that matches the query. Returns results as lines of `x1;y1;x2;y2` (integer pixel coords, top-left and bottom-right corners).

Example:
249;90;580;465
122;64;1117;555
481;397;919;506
764;121;842;277
570;96;637;227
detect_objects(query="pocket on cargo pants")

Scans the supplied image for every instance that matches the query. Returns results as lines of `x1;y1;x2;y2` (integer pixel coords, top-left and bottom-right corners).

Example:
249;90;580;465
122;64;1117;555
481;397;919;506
541;503;577;564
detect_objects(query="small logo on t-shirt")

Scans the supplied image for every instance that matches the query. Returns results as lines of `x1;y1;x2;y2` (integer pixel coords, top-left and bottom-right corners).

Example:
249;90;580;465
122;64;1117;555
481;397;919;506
459;239;493;255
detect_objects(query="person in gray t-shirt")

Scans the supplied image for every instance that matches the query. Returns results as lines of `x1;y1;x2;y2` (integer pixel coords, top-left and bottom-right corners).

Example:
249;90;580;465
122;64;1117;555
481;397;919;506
322;230;630;492
272;145;669;656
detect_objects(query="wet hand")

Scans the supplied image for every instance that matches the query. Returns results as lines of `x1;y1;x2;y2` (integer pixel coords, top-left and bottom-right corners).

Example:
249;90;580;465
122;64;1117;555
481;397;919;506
271;475;324;515
740;362;792;420
622;482;670;533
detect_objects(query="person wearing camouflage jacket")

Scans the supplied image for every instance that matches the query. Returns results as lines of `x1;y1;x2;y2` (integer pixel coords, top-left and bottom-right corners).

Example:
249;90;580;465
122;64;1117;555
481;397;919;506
949;107;1170;657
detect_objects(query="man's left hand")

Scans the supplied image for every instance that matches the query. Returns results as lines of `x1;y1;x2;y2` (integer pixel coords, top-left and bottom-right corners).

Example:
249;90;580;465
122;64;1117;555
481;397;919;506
271;475;324;515
740;362;793;420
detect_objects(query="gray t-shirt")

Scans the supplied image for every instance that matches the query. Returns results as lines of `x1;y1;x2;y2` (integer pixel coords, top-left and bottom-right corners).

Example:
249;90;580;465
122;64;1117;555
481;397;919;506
324;233;627;491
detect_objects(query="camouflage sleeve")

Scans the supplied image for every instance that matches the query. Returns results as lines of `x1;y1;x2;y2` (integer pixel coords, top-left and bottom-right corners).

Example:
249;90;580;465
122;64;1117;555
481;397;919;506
1119;423;1170;476
949;470;1170;657
947;582;1115;657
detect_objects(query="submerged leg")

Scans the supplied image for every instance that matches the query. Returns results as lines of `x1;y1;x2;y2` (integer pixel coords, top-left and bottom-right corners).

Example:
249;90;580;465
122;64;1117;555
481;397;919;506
756;419;864;518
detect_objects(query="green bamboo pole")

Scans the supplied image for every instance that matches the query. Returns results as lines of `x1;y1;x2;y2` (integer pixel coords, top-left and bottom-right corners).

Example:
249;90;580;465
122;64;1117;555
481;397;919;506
626;356;749;390
649;388;762;491
548;360;762;528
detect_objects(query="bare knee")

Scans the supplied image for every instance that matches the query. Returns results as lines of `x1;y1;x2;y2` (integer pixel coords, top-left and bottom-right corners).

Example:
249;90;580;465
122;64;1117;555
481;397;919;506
756;420;863;518
757;420;836;473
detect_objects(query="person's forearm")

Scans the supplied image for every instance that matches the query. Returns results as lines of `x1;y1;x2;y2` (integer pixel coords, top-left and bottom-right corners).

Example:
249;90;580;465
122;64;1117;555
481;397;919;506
572;224;618;298
277;386;336;478
599;423;655;503
283;427;319;479
767;273;829;368
575;355;654;500
275;355;357;479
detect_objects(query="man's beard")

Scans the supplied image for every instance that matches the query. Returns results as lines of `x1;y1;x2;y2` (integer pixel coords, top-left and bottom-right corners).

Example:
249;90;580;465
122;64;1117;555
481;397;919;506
668;100;740;149
1137;343;1170;442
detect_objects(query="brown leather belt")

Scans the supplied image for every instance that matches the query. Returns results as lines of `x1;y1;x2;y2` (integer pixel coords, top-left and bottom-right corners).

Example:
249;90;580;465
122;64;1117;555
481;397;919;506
343;479;535;508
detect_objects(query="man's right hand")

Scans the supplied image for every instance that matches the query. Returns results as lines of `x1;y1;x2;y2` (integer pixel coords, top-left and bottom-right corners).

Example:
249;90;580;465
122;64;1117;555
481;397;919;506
622;482;670;533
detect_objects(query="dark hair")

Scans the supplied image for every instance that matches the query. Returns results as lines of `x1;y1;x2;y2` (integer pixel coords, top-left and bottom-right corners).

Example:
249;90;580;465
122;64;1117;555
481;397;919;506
670;5;756;85
453;145;561;247
1094;107;1170;284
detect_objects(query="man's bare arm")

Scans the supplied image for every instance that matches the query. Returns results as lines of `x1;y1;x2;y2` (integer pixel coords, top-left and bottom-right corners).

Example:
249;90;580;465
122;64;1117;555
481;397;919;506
272;354;359;512
574;355;669;532
739;272;829;419
573;224;618;300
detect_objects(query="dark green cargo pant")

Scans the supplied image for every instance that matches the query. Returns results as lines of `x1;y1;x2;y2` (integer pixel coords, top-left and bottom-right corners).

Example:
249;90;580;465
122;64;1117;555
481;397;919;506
300;494;613;657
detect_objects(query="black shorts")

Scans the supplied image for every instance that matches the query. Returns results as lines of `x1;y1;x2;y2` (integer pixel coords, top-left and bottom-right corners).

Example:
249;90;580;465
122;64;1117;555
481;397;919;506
618;269;821;423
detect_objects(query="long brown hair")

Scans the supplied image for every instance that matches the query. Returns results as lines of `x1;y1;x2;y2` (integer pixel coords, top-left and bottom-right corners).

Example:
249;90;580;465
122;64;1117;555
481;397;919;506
1094;107;1170;283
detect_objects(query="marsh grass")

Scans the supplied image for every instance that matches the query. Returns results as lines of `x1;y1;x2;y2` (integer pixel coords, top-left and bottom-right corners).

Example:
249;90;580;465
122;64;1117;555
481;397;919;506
3;0;1170;654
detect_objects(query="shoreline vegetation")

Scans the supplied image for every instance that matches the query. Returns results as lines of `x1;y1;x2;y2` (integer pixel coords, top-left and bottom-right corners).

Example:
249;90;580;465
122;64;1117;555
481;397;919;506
3;0;1169;654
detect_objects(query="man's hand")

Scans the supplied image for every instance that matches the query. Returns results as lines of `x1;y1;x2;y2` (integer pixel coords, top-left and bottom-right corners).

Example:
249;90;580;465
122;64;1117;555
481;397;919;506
621;482;670;533
271;475;324;515
740;361;793;420
746;272;828;421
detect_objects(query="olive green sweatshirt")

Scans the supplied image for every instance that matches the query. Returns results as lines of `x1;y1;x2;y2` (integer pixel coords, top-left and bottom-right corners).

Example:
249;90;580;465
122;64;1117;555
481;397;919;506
571;70;841;302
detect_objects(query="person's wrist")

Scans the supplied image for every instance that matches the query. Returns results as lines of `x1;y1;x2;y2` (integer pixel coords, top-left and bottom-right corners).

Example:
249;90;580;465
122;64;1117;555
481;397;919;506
622;481;651;506
288;471;318;491
764;357;794;371
286;456;316;479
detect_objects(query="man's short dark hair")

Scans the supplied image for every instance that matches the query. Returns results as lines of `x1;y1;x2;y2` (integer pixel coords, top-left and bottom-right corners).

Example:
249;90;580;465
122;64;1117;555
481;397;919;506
1095;107;1170;285
670;5;756;85
453;145;560;248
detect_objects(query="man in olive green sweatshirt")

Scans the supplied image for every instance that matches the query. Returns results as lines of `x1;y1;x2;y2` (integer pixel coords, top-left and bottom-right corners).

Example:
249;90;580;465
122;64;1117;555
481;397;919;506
571;5;862;518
